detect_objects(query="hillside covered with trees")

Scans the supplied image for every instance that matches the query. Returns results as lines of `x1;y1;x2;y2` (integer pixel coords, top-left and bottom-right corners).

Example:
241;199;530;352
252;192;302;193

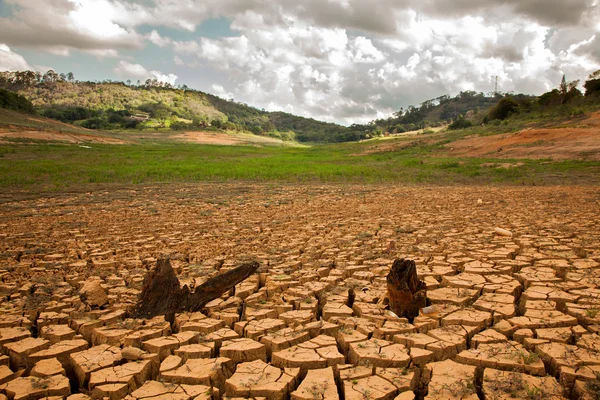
371;70;600;133
0;70;377;143
373;91;535;133
1;69;600;143
0;88;35;114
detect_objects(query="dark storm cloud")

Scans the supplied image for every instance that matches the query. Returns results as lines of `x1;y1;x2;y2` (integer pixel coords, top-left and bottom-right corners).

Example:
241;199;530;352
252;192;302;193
415;0;595;27
0;0;144;54
480;28;540;63
512;0;594;26
289;0;403;34
481;43;524;63
0;18;143;51
575;34;600;63
259;0;597;35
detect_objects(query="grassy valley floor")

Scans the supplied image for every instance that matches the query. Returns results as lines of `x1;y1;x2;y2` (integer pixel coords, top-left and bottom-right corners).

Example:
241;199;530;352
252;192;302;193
1;140;599;191
1;107;600;191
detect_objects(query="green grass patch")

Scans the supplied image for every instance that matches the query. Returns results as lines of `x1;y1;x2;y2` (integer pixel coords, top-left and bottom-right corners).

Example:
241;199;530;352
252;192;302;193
1;140;599;190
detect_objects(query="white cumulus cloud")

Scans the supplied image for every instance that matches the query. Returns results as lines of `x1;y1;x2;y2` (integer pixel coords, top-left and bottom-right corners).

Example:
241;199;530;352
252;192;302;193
0;44;33;71
164;7;599;124
148;30;172;48
2;0;600;123
114;60;178;85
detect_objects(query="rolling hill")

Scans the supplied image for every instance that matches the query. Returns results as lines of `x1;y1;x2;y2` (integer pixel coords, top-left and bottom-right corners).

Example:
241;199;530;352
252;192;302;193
0;73;372;143
1;69;600;145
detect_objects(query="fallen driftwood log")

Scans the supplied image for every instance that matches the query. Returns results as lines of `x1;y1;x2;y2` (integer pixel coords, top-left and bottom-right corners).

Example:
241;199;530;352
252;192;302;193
386;258;427;322
132;258;260;319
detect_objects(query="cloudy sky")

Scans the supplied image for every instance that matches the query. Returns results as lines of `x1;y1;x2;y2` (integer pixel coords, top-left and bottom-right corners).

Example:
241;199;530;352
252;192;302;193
1;0;599;124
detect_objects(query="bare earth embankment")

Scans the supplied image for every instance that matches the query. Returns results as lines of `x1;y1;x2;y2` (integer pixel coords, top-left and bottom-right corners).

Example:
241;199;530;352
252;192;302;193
0;125;127;144
0;125;288;146
173;130;290;146
0;184;599;399
446;112;600;160
0;108;127;144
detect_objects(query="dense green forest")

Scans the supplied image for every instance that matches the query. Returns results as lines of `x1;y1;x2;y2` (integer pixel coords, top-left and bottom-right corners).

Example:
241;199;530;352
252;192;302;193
0;88;35;114
1;69;599;142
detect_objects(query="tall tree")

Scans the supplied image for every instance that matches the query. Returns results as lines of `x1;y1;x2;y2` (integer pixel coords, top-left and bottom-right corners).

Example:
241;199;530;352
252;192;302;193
560;74;567;95
584;70;600;96
42;69;59;83
560;74;568;103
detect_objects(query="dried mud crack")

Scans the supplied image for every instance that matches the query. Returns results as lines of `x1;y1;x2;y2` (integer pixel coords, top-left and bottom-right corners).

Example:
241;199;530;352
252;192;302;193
0;183;599;400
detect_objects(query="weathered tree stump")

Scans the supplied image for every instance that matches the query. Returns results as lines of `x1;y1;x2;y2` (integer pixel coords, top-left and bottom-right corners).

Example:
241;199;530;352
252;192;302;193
132;258;260;319
386;258;427;322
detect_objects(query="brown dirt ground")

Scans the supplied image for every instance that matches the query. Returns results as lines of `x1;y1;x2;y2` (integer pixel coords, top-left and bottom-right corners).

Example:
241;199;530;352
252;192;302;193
0;125;127;144
446;112;600;160
446;127;600;160
0;126;286;146
350;137;435;156
355;112;600;160
0;184;599;399
26;117;96;131
0;127;289;146
172;130;287;146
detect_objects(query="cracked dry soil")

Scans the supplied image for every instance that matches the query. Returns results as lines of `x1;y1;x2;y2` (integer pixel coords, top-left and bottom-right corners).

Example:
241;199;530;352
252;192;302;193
0;183;599;400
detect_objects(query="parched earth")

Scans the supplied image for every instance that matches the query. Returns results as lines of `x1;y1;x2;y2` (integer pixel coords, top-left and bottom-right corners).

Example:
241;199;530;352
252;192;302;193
0;125;286;146
0;184;599;400
355;112;600;160
446;127;600;161
172;131;288;146
446;112;600;161
0;126;126;145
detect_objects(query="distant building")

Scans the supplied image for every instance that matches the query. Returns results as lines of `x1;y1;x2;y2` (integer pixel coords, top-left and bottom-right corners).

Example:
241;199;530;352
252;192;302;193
128;112;150;122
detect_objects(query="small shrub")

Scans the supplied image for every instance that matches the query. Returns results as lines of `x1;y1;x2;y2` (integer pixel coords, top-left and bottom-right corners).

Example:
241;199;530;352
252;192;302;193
584;72;600;96
170;121;190;130
525;385;544;400
586;308;599;318
570;107;585;117
522;352;540;365
584;372;600;398
81;117;109;130
448;115;473;130
488;97;519;121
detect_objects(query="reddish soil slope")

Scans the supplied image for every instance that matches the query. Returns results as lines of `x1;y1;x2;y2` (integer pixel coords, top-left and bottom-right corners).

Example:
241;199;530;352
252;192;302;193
446;112;600;160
